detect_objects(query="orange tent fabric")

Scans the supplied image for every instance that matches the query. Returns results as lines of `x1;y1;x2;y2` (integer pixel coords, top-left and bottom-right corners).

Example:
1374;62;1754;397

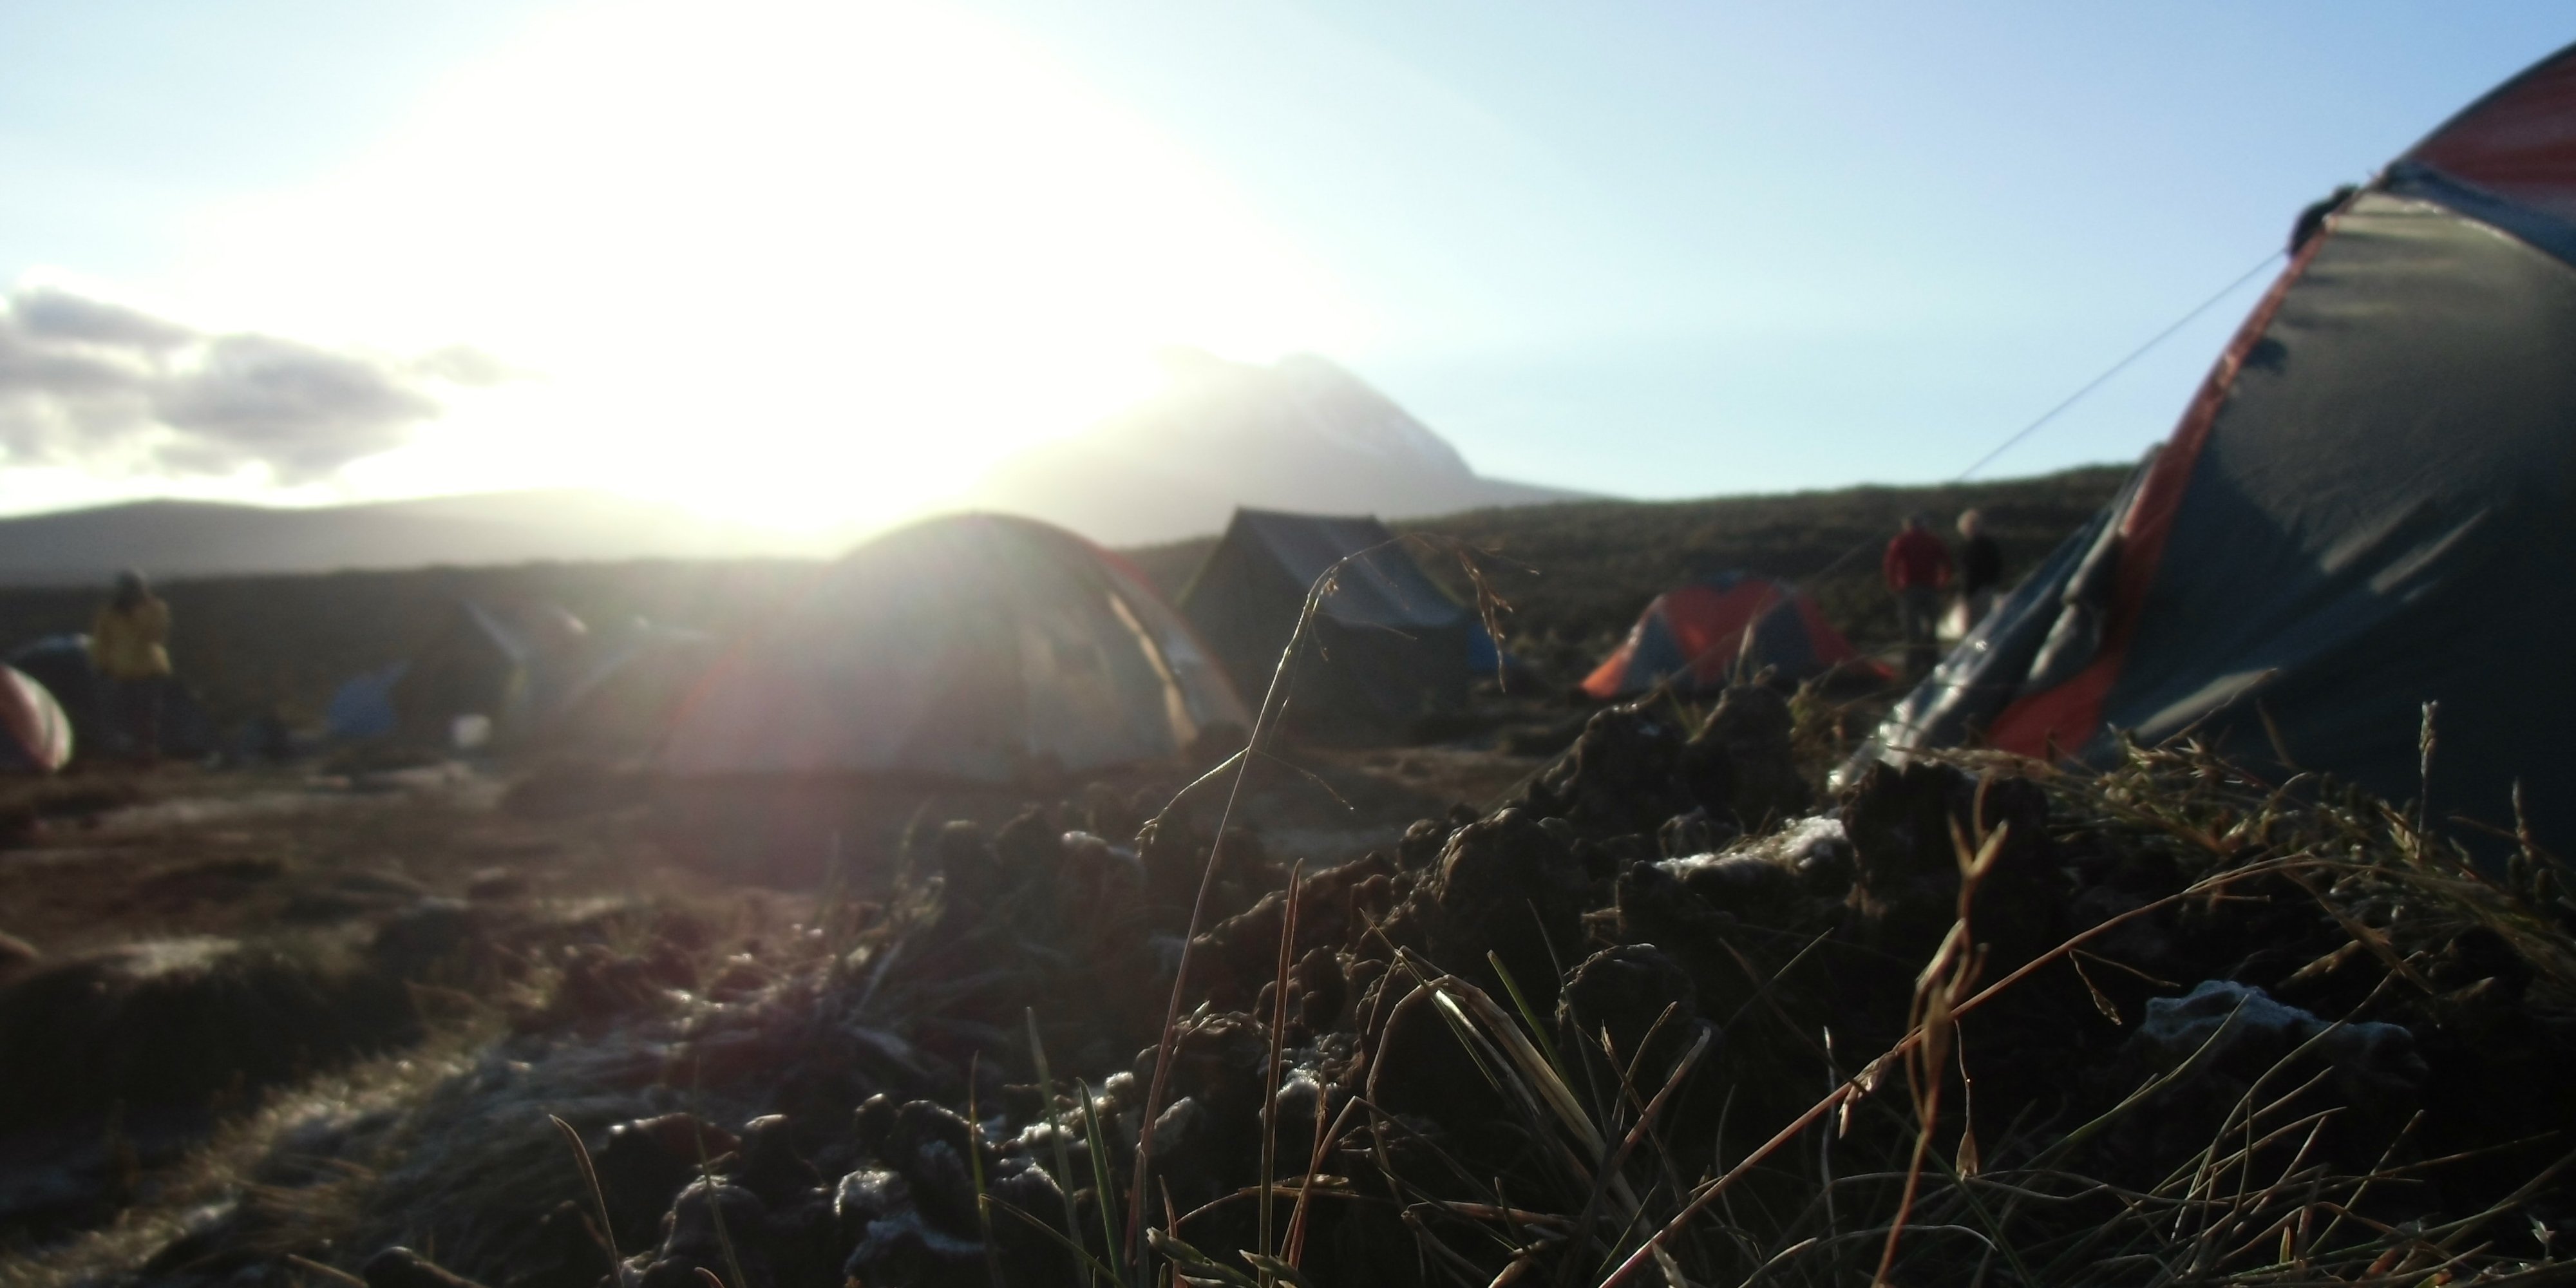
1583;574;1882;699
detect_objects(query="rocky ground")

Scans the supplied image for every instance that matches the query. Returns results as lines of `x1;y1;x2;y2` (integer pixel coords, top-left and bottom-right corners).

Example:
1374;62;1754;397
6;691;2576;1288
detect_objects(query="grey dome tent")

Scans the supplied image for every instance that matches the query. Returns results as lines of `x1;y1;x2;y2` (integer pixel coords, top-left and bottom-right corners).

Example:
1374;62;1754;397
662;513;1247;781
1177;509;1474;735
1868;41;2576;851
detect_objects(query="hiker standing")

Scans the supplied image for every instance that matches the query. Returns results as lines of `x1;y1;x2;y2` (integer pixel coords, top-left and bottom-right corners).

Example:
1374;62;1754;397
1957;509;2004;630
1882;514;1951;678
90;569;172;764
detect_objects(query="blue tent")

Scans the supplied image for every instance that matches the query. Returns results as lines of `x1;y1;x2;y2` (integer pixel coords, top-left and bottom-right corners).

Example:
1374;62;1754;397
325;662;408;741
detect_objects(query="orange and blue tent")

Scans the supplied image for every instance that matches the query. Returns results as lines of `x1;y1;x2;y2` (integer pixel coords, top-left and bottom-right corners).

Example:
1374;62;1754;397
1583;574;1882;699
1870;41;2576;851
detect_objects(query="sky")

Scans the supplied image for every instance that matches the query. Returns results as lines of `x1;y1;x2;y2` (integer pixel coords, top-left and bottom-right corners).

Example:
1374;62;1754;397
0;2;2567;531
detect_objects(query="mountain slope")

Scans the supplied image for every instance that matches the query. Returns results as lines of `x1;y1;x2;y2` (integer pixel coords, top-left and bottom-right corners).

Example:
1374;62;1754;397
0;353;1575;582
0;491;804;587
965;351;1584;544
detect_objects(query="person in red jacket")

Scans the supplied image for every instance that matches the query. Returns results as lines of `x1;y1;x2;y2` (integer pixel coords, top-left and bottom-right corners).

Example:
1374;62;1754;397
1883;513;1953;677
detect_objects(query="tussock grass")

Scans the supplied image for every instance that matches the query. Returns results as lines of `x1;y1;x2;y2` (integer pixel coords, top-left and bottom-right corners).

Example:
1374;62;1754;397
1296;739;2576;1287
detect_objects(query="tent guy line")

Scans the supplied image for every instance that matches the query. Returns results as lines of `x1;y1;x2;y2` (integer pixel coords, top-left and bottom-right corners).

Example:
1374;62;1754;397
1951;246;2289;482
1772;238;2300;605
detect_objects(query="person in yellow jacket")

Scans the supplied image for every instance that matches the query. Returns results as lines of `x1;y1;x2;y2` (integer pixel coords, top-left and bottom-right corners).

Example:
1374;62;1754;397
91;569;172;762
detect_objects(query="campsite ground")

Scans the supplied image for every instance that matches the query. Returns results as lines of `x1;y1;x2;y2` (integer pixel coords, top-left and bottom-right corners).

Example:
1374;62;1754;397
0;723;1566;1280
8;614;2576;1287
0;734;1553;962
0;464;2125;1283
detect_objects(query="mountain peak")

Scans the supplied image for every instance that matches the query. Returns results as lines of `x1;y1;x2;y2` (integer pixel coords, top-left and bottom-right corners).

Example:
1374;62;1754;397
966;353;1578;544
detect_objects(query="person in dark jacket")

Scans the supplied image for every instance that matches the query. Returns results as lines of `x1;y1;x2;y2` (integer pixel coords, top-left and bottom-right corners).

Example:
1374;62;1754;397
1883;513;1952;677
1957;509;2004;630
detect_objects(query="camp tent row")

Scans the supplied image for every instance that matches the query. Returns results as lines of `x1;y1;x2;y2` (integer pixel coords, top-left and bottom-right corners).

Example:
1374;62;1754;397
164;32;2576;814
659;509;1495;781
328;601;708;751
1871;41;2576;851
5;634;217;764
655;505;1890;782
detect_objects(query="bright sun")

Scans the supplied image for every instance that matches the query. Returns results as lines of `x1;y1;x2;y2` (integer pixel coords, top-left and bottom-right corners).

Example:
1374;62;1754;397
166;0;1357;532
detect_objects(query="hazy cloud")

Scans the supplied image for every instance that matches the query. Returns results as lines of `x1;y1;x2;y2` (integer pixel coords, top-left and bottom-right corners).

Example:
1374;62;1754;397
0;286;510;482
14;286;196;350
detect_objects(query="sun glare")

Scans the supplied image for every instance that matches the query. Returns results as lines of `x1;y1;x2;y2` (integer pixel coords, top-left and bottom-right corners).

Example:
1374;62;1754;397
168;0;1359;531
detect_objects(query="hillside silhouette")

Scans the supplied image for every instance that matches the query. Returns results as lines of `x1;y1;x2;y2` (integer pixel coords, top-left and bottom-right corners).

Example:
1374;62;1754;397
0;491;801;585
0;352;1585;580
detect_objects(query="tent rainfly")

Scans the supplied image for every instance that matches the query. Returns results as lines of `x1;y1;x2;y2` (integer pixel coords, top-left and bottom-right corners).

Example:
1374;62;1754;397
1177;509;1475;734
0;665;72;772
663;513;1247;781
1868;41;2576;851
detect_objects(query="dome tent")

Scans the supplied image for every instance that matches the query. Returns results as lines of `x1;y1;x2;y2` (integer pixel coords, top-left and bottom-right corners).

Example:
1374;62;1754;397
6;635;216;762
390;600;589;744
663;513;1248;781
1177;508;1477;734
1868;42;2576;849
0;665;71;772
1583;573;1882;699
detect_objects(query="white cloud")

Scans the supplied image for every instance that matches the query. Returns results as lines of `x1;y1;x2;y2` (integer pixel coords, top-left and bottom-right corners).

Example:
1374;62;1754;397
0;284;504;483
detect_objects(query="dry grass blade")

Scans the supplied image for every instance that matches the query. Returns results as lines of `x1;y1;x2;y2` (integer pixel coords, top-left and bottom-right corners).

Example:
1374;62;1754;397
684;1061;750;1288
1077;1079;1129;1285
1871;819;2005;1287
990;1192;1127;1286
283;1253;366;1286
967;1055;1005;1288
1555;1025;1712;1288
545;1113;620;1276
1025;1008;1095;1286
1284;1096;1360;1267
1130;535;1513;1273
1258;862;1305;1283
